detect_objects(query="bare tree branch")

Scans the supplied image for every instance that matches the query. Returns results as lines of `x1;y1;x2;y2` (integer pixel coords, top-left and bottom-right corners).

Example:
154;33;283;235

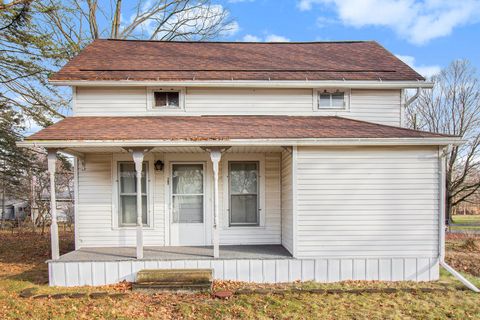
407;60;480;223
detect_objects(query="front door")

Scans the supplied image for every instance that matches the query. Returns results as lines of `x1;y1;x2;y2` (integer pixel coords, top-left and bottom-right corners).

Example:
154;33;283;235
170;163;206;246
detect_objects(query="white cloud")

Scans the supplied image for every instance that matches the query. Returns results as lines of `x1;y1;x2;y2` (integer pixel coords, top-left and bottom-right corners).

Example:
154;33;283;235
242;34;261;42
396;54;441;78
299;0;480;45
241;34;290;42
265;34;290;42
222;21;240;37
298;0;315;11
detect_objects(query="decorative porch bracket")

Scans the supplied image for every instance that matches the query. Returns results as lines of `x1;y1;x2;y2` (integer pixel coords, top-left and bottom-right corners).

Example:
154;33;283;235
132;150;145;259
47;149;60;260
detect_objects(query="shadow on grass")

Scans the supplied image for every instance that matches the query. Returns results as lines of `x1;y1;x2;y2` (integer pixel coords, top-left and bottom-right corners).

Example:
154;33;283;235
5;263;50;285
0;229;75;286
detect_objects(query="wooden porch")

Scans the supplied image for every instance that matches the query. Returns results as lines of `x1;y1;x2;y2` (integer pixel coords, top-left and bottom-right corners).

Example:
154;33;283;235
55;245;292;262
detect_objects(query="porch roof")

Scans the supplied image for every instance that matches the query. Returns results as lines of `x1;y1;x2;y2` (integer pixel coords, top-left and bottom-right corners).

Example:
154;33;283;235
24;116;455;147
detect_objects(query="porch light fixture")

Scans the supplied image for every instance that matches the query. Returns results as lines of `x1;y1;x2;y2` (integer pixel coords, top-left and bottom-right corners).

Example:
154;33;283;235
154;160;164;171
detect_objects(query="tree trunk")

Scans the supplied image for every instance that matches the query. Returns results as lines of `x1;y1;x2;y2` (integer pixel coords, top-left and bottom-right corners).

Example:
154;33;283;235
446;190;453;226
1;181;5;229
111;0;122;39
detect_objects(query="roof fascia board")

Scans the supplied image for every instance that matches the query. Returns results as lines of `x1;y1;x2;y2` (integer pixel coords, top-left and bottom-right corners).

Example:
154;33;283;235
18;137;463;148
49;80;434;89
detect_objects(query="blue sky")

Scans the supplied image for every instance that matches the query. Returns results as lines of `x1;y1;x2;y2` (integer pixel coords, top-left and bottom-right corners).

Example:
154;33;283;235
217;0;480;78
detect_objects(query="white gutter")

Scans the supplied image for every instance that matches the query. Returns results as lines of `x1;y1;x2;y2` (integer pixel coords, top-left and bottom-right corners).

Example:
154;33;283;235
438;145;480;293
17;137;462;149
49;79;434;89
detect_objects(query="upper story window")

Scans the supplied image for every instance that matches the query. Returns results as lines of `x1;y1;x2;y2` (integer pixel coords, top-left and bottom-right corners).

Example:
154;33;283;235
154;91;180;108
147;88;185;111
316;89;348;110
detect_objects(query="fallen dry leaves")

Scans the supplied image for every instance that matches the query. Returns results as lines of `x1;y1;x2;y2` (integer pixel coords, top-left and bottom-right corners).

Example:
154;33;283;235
0;229;478;319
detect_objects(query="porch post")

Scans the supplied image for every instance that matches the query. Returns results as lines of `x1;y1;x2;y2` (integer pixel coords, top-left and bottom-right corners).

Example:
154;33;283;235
47;149;59;260
132;150;145;259
210;149;222;258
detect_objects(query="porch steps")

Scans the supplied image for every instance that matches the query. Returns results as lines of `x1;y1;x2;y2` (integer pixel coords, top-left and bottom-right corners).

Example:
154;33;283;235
133;269;213;292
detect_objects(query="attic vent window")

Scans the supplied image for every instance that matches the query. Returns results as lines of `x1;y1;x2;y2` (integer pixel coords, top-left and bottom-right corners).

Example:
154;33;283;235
317;89;347;109
154;91;180;108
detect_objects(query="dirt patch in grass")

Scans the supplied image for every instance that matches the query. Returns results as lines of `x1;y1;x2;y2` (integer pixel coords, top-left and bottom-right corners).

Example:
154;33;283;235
0;229;479;319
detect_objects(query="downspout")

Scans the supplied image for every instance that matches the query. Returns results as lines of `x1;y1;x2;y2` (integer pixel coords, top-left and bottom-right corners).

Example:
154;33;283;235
405;88;421;108
438;146;480;292
401;88;421;128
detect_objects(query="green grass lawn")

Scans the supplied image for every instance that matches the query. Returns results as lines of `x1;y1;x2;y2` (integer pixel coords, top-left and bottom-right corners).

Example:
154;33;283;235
451;215;480;231
451;225;480;231
0;230;479;319
452;215;480;225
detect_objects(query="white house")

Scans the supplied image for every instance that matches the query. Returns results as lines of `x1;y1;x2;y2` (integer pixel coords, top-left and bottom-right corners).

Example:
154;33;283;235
19;40;466;287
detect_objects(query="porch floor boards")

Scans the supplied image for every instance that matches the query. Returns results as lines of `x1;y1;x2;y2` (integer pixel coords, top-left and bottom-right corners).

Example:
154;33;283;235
56;245;292;262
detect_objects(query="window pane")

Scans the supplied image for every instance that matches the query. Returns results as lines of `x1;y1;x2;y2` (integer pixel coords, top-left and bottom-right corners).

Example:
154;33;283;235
230;162;258;194
167;92;179;107
119;162;148;226
119;195;148;225
119;163;146;194
141;163;146;193
319;93;331;108
231;195;258;225
154;92;167;107
331;92;344;107
120;163;136;193
172;164;203;194
142;195;147;224
120;195;136;224
172;195;203;223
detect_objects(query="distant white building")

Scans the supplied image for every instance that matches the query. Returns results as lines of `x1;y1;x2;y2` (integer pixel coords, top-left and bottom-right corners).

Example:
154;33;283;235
2;200;28;221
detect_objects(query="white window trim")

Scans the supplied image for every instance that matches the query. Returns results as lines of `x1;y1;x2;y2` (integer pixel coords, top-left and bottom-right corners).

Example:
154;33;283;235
313;88;350;111
111;153;155;230
146;87;186;111
221;153;266;229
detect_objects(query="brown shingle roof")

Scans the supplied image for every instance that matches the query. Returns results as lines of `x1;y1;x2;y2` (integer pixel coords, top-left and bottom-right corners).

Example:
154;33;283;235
26;116;447;141
51;40;424;82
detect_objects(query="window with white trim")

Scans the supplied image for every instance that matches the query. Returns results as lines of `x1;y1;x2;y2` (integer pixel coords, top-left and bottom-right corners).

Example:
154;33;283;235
118;162;148;227
228;161;259;226
317;89;346;109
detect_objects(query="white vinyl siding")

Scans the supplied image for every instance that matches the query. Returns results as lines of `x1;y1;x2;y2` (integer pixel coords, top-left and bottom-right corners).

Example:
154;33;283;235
295;146;439;259
77;154;165;247
219;153;282;245
76;152;281;247
281;149;294;254
74;87;401;126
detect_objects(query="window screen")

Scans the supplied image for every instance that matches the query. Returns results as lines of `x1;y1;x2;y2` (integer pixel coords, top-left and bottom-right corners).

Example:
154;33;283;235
229;162;259;226
118;162;148;226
